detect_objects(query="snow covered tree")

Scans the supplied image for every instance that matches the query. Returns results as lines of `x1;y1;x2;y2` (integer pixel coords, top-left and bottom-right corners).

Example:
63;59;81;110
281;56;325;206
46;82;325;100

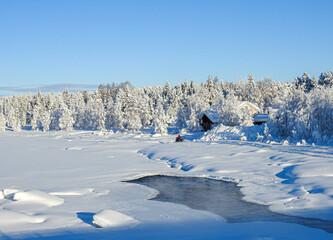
295;72;316;92
31;105;41;130
0;106;6;131
110;89;125;129
216;91;241;126
2;72;331;139
206;75;215;106
40;107;51;131
58;103;75;131
309;87;333;142
94;94;106;131
163;81;172;98
6;97;22;131
153;101;168;135
244;74;261;107
186;95;203;131
318;70;333;87
268;88;311;139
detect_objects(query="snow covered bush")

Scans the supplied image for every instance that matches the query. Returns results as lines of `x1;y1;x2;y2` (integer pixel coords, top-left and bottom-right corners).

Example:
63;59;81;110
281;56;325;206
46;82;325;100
268;86;333;143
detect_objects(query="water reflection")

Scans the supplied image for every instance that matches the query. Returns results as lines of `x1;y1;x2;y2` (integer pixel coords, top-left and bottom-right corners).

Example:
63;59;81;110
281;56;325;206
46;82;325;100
126;175;333;233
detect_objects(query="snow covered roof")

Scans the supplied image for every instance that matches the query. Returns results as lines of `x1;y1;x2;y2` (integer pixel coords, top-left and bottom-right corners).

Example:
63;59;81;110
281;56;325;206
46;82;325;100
253;114;269;123
201;101;260;124
201;109;220;123
238;101;261;112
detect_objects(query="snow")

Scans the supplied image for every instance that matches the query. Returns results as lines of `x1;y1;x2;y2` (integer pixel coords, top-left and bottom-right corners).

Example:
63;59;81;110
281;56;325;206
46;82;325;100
200;110;220;123
92;209;139;228
141;138;333;221
0;130;332;239
253;113;269;123
49;188;94;196
13;190;64;207
201;124;265;141
0;210;45;225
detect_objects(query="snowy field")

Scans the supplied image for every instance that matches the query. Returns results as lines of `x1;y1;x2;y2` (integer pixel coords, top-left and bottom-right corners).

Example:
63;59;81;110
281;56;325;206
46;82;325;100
0;130;332;239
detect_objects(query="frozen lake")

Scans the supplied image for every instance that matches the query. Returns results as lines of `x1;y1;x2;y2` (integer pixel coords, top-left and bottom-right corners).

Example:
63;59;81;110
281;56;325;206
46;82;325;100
0;131;332;239
127;175;333;234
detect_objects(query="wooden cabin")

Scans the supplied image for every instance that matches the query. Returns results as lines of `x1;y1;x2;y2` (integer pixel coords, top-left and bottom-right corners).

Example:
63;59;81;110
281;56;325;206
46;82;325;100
200;101;262;131
238;101;261;115
253;114;269;125
200;110;220;131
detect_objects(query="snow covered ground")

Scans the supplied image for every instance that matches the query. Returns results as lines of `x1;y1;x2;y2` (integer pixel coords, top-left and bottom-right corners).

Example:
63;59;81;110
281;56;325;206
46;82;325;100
0;130;332;239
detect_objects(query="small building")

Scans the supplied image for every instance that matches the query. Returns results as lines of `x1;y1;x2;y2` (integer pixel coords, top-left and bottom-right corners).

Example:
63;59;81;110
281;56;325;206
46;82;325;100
238;101;261;115
200;110;220;131
253;114;269;125
200;101;262;131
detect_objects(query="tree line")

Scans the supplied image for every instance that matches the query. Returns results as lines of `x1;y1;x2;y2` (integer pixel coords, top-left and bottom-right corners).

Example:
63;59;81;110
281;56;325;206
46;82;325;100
0;71;332;143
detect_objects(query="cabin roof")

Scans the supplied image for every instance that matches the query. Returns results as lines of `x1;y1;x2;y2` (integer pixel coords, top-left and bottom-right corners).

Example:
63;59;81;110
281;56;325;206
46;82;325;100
201;101;261;124
253;114;269;123
201;109;220;123
238;101;261;112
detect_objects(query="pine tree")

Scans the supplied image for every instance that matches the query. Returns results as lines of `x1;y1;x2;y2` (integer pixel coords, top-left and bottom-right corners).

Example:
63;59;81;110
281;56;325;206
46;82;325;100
318;71;333;87
163;81;171;98
95;97;106;131
40;106;51;131
153;101;168;135
59;103;75;131
110;89;125;129
7;97;21;131
295;72;316;92
0;107;6;131
189;80;195;95
244;74;260;105
206;75;215;106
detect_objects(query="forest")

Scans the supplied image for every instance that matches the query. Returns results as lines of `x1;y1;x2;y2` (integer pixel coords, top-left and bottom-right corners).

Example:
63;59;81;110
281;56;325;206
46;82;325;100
0;71;333;143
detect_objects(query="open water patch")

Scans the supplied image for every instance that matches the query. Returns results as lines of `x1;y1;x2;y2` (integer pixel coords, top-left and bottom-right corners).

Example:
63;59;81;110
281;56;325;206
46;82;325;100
126;175;333;234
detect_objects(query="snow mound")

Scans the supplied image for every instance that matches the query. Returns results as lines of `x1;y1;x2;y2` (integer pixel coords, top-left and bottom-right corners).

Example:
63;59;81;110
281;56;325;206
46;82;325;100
13;190;64;207
1;189;20;199
201;124;265;142
50;188;94;196
92;209;139;228
0;210;45;225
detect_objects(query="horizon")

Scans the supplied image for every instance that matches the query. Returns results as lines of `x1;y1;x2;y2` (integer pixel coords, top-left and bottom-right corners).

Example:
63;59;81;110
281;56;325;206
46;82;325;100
0;70;328;97
1;0;332;92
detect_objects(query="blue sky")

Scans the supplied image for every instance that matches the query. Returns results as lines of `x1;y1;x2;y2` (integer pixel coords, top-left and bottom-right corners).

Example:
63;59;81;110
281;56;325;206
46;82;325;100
0;0;332;92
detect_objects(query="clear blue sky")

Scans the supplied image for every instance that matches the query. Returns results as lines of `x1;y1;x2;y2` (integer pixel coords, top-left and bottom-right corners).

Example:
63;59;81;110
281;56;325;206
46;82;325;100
1;0;332;90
